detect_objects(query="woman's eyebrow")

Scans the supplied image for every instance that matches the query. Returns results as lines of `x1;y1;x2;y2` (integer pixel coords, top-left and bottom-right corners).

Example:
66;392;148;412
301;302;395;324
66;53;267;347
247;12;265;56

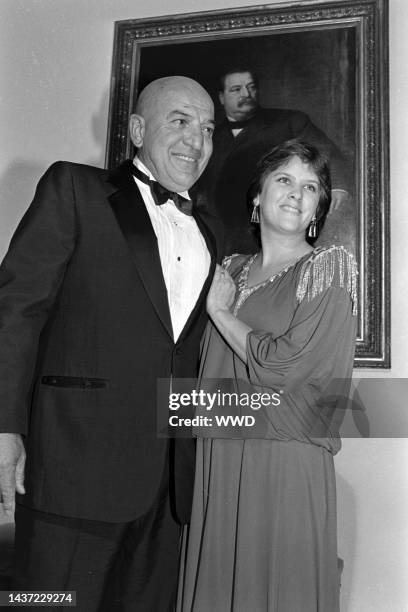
273;171;319;183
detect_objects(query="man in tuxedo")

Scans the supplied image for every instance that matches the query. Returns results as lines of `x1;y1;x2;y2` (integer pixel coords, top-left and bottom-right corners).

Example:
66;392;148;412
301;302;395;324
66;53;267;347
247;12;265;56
199;67;355;254
0;76;221;610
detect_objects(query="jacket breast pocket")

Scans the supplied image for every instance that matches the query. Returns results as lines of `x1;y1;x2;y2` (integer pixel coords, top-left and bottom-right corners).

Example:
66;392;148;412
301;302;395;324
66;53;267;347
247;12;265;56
41;375;109;389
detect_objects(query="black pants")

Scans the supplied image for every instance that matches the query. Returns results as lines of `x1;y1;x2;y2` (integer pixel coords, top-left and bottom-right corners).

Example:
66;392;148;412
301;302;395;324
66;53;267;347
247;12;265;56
12;469;181;612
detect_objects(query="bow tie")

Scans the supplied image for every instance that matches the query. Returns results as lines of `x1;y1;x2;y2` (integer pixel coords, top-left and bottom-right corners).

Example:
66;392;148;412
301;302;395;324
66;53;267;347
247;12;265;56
226;118;252;130
130;163;193;216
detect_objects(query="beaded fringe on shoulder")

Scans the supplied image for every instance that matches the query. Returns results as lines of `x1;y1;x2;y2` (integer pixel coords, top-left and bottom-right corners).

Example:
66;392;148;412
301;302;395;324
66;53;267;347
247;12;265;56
296;245;358;316
222;253;241;271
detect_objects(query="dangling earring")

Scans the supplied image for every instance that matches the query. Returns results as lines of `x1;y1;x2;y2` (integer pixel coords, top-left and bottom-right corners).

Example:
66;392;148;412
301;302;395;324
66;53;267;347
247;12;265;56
251;202;260;224
308;215;317;238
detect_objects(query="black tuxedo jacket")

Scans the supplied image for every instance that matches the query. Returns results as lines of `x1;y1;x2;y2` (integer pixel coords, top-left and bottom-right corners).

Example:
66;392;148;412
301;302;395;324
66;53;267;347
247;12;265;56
0;160;223;523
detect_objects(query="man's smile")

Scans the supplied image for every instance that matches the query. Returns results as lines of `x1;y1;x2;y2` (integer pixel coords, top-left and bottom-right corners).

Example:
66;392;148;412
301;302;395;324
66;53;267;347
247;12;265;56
172;153;199;163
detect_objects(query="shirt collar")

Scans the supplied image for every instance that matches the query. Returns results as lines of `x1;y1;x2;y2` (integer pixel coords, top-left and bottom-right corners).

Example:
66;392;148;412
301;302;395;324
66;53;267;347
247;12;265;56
132;156;191;201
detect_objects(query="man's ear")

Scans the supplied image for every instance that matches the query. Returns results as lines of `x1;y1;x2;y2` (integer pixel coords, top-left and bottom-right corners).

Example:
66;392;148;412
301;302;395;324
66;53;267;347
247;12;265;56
218;91;225;108
129;114;145;148
253;195;260;206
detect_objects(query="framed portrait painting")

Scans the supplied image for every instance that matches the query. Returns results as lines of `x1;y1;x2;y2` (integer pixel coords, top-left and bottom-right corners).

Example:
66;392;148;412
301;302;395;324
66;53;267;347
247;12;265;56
106;0;389;368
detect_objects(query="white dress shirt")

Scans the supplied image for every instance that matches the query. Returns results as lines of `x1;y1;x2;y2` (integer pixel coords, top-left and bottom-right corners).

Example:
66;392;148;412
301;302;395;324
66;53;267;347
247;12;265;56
226;115;244;137
132;158;211;341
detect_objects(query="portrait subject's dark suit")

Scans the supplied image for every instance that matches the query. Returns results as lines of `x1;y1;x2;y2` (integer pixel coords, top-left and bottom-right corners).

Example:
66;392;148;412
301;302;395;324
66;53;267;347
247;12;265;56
0;159;222;527
198;107;351;254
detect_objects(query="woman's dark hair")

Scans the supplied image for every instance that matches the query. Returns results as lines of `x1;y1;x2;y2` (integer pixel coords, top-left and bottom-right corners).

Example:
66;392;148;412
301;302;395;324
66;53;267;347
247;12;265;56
247;139;332;245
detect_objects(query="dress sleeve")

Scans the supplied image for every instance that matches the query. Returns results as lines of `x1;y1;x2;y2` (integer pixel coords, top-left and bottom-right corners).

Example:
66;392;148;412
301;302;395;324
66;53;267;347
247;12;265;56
246;246;357;394
232;247;357;445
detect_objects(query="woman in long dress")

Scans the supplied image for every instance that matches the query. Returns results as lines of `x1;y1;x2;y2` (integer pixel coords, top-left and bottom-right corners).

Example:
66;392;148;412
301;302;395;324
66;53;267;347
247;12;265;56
177;139;357;612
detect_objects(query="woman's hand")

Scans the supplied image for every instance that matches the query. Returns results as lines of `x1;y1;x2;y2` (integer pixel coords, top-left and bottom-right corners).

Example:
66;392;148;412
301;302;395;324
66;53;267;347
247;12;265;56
206;264;236;317
206;265;250;362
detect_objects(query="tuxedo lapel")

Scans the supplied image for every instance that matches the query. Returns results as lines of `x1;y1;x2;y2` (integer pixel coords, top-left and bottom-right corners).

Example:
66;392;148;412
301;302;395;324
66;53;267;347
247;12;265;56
107;161;173;340
234;112;267;145
192;206;217;263
217;111;269;152
176;206;218;344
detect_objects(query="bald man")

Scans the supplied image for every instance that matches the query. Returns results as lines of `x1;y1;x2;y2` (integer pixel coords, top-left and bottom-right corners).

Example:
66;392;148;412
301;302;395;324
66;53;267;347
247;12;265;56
0;77;222;610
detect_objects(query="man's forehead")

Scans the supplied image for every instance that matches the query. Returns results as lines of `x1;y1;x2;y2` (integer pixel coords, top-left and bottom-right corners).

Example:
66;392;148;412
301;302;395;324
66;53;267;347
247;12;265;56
160;88;213;116
225;72;255;86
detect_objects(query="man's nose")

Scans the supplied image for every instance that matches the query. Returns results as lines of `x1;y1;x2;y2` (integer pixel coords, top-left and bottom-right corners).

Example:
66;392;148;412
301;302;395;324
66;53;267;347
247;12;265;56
184;124;203;150
240;86;251;97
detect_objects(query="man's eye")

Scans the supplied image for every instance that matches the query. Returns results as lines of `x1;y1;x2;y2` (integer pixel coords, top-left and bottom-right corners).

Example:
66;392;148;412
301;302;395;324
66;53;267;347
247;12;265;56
173;118;187;126
277;177;290;184
202;126;214;137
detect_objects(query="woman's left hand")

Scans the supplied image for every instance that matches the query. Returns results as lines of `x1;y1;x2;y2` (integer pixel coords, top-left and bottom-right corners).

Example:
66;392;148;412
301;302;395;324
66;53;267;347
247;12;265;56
206;265;236;317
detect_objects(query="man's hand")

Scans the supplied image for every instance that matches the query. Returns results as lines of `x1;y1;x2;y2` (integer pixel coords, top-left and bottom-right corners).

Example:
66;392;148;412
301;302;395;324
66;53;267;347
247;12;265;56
0;433;26;517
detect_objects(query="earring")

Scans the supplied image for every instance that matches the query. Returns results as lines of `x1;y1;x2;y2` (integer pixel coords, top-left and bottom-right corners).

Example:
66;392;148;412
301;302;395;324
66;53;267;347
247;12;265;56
308;215;317;238
251;202;260;224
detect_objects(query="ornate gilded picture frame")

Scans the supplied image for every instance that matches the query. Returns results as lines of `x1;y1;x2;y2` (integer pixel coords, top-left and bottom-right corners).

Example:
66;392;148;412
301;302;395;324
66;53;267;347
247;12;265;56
106;0;389;367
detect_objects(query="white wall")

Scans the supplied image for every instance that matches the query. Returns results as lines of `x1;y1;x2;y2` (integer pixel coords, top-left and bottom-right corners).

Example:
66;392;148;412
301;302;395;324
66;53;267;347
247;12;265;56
1;0;407;609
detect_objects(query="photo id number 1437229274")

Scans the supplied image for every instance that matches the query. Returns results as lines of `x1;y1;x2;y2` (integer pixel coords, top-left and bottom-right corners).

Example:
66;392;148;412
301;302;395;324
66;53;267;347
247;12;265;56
0;591;76;607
